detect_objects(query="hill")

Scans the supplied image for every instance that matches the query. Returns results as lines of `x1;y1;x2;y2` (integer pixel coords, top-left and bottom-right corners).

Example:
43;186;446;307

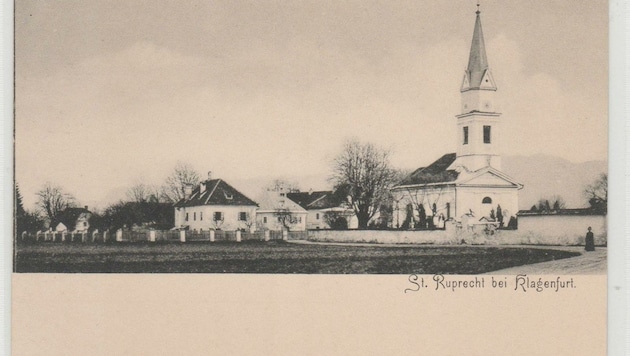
501;154;607;210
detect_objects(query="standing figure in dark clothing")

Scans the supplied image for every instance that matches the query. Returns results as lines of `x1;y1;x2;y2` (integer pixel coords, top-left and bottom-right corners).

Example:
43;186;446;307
585;226;595;251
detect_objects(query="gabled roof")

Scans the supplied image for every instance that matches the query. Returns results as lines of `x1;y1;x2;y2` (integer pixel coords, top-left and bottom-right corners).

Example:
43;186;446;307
286;191;346;210
456;166;523;189
256;191;306;213
174;179;258;208
396;153;459;186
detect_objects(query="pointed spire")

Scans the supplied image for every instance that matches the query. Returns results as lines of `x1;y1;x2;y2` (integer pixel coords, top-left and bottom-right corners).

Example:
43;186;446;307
463;5;493;90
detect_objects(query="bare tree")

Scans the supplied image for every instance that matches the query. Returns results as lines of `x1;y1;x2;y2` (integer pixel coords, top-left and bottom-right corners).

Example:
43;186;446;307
240;212;256;231
273;208;299;231
584;173;607;213
126;182;161;203
36;182;76;222
265;179;300;193
330;139;396;229
161;161;201;203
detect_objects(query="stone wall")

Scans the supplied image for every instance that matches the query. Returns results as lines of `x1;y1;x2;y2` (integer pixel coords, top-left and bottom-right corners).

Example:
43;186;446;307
307;215;607;246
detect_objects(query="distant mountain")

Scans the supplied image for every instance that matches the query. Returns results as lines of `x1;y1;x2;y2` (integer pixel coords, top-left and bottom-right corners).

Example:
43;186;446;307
501;154;607;210
161;154;608;212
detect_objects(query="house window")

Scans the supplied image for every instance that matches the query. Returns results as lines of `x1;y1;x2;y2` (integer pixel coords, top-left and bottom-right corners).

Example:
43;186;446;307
482;197;492;204
194;212;196;221
316;213;320;220
263;217;267;223
213;212;223;221
239;212;247;221
200;212;203;221
463;126;469;145
483;126;491;144
185;213;189;221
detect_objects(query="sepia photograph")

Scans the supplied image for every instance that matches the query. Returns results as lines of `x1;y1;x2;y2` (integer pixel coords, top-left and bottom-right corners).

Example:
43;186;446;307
10;1;613;355
13;1;608;275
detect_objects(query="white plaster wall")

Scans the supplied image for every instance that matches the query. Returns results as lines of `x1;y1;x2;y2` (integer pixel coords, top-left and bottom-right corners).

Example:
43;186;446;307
175;205;258;231
456;111;501;171
518;215;607;245
456;187;518;221
391;186;456;228
256;211;307;231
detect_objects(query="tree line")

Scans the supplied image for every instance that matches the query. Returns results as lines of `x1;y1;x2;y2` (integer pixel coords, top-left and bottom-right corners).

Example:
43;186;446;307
15;140;609;233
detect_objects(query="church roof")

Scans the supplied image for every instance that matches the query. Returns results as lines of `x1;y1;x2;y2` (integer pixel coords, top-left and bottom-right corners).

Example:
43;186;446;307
286;191;345;210
174;179;258;207
462;8;495;91
396;153;459;186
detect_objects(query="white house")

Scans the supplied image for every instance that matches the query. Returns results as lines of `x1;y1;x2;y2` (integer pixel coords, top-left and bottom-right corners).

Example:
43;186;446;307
174;175;258;232
391;8;522;228
256;189;308;231
51;206;92;233
286;190;358;229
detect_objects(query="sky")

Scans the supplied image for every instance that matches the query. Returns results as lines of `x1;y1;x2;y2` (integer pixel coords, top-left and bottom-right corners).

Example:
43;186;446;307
15;0;608;211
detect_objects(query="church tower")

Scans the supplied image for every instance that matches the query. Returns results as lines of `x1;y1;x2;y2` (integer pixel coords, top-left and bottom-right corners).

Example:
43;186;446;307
455;6;501;171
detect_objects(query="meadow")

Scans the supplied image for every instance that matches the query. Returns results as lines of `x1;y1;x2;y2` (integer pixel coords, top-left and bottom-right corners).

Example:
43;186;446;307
14;241;580;274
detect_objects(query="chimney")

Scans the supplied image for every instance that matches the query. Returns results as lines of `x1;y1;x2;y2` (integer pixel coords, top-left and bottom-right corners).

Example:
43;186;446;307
200;181;206;194
308;188;313;195
207;171;212;180
184;184;193;199
84;205;88;211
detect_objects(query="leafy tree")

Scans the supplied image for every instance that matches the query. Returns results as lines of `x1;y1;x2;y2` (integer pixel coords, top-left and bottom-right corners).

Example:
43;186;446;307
101;201;174;231
323;211;348;230
496;205;504;228
584;173;607;213
161;162;201;203
330;140;396;229
36;182;76;223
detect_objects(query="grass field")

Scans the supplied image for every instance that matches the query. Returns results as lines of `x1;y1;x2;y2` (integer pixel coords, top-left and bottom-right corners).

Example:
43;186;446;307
14;241;581;274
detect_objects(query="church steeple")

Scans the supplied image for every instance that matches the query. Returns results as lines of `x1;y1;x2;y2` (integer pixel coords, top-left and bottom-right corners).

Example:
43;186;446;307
455;5;502;172
461;6;496;92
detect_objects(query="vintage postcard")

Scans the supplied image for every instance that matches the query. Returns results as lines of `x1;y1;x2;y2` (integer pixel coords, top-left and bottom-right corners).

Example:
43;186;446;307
12;1;608;354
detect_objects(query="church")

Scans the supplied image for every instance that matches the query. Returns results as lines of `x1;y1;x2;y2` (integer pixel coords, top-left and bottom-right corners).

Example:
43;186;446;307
390;7;523;228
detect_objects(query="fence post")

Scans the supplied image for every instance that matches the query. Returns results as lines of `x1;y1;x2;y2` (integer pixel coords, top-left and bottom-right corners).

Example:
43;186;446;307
103;230;108;242
116;229;122;242
61;231;66;242
149;230;156;242
236;230;242;242
92;230;97;242
21;231;27;241
35;231;40;242
179;230;186;243
282;229;288;241
81;232;86;243
264;230;270;242
208;230;215;242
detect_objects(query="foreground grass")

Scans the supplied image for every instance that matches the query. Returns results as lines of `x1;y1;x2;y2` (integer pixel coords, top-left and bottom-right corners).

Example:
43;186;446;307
14;241;581;274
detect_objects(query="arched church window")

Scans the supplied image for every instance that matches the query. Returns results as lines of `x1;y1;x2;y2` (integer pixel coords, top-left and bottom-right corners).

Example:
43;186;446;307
482;197;492;204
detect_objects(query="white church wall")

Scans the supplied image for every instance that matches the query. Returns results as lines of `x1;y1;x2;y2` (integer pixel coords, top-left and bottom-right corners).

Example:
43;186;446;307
456;186;518;221
391;186;456;228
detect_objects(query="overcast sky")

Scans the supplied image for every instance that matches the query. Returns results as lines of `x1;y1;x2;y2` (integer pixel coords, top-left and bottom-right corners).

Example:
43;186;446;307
15;0;608;210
